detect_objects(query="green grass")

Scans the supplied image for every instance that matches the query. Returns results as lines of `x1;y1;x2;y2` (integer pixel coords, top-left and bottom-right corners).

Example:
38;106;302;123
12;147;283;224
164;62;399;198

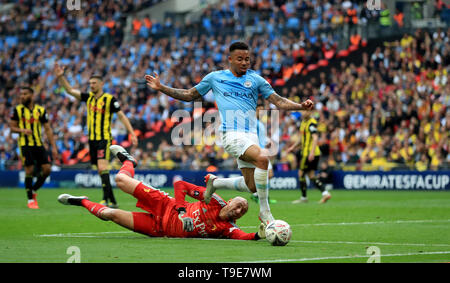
0;187;449;263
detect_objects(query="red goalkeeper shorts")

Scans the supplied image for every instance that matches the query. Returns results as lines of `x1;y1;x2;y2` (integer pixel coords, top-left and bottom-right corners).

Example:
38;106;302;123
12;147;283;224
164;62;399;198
131;182;174;237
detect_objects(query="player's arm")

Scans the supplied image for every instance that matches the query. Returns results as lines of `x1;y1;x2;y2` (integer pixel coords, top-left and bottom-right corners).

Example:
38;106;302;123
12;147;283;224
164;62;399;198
9;120;30;135
309;132;319;161
308;124;319;161
227;223;266;241
43;122;59;160
174;180;206;210
267;92;314;111
9;109;31;135
173;180;205;232
116;111;138;146
145;72;201;102
286;137;302;153
54;62;82;100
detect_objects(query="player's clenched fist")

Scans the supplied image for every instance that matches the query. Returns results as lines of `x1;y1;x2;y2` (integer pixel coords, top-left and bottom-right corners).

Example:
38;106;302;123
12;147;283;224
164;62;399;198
301;99;314;110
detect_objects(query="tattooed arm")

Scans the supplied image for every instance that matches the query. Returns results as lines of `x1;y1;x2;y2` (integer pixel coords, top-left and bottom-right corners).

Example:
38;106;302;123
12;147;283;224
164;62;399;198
267;92;314;111
145;72;201;102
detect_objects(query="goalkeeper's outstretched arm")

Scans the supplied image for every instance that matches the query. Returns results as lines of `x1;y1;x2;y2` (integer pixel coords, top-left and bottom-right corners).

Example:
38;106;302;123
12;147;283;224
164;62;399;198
227;223;266;241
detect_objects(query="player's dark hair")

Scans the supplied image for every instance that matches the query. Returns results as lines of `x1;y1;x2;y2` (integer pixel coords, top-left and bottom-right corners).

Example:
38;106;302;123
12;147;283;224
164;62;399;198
90;74;103;81
229;41;249;53
20;86;34;93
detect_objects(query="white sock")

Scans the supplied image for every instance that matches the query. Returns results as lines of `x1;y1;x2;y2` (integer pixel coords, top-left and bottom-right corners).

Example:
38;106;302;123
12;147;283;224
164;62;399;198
254;167;270;213
213;176;252;193
322;190;330;196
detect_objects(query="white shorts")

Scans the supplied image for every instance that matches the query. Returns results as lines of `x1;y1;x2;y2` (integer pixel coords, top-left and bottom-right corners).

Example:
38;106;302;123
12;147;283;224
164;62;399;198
221;131;260;169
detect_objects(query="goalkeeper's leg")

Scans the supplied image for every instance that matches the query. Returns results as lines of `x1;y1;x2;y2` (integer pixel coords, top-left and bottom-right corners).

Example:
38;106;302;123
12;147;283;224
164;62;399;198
57;194;134;229
111;145;140;195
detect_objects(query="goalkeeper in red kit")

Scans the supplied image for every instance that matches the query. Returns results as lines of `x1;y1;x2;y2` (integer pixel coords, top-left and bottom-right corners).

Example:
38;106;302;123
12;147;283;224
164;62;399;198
58;145;266;241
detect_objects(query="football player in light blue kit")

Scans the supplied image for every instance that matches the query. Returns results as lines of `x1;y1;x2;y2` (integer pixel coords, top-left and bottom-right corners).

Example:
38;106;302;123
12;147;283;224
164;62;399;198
145;42;314;226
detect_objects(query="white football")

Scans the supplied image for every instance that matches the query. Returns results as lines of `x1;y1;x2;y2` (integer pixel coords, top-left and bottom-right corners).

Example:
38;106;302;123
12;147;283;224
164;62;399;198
265;220;292;246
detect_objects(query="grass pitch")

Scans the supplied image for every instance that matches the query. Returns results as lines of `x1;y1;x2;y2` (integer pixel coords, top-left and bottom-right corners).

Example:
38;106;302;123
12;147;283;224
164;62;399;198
0;187;449;263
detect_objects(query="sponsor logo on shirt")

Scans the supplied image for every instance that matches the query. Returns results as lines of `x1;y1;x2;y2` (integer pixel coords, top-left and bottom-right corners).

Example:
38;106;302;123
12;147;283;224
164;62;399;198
223;91;253;99
192;209;208;237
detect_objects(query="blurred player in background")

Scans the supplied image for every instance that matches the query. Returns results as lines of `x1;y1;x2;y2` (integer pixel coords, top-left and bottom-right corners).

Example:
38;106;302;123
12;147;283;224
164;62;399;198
10;86;59;209
286;111;331;204
145;41;313;226
54;63;138;208
58;145;266;241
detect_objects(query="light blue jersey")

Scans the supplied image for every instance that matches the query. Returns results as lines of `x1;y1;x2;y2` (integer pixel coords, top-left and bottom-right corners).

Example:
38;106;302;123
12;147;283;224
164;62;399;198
194;69;274;133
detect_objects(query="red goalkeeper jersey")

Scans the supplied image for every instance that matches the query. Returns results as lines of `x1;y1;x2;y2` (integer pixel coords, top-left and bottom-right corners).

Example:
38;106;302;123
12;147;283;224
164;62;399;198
159;180;256;240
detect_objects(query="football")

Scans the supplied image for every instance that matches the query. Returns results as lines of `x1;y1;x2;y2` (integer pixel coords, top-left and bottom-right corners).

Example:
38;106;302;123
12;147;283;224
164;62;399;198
265;220;292;246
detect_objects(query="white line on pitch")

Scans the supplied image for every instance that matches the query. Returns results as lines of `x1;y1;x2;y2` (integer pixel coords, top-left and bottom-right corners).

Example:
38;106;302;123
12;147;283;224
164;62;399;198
37;218;450;237
290;240;450;247
37;231;134;237
240;219;450;229
236;251;450;263
36;231;450;248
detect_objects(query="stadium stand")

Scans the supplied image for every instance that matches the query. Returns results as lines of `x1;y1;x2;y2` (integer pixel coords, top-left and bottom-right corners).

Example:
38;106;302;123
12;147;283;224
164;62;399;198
0;0;448;172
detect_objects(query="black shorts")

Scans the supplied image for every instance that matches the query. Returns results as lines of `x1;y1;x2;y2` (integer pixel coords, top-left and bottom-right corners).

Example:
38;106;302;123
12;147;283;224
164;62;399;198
88;140;111;165
20;146;51;167
299;154;320;172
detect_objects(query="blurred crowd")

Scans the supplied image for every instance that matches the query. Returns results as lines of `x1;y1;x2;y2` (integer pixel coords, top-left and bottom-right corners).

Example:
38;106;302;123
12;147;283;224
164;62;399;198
0;0;449;171
280;30;450;172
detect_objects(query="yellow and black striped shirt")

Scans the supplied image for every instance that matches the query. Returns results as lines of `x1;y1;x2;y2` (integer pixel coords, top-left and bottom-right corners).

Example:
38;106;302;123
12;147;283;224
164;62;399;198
11;104;49;147
80;92;121;141
299;117;321;157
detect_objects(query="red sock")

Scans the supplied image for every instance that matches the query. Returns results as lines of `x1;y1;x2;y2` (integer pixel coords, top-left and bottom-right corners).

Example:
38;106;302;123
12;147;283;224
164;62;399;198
118;161;135;178
81;199;109;220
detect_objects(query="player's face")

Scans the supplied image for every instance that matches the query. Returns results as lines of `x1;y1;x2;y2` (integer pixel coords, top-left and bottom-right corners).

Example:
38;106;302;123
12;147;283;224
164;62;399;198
223;197;248;221
89;78;103;93
19;89;33;105
229;49;250;76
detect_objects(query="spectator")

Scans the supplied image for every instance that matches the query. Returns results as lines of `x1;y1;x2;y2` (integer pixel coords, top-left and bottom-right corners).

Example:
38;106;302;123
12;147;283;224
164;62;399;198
0;0;448;173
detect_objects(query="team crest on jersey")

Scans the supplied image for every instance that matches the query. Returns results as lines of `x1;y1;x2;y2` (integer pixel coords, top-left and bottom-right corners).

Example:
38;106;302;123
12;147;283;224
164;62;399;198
243;81;252;88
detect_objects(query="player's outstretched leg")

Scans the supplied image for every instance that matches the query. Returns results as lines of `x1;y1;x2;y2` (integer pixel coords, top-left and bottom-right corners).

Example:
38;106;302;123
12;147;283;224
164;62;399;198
58;194;88;206
204;174;255;204
111;145;142;196
58;193;134;230
110;145;137;168
58;193;109;221
204;174;218;204
255;169;274;226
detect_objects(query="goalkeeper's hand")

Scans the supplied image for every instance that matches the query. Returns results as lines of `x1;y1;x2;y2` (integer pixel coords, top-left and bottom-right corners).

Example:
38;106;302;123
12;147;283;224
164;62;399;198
177;208;194;232
255;223;266;240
